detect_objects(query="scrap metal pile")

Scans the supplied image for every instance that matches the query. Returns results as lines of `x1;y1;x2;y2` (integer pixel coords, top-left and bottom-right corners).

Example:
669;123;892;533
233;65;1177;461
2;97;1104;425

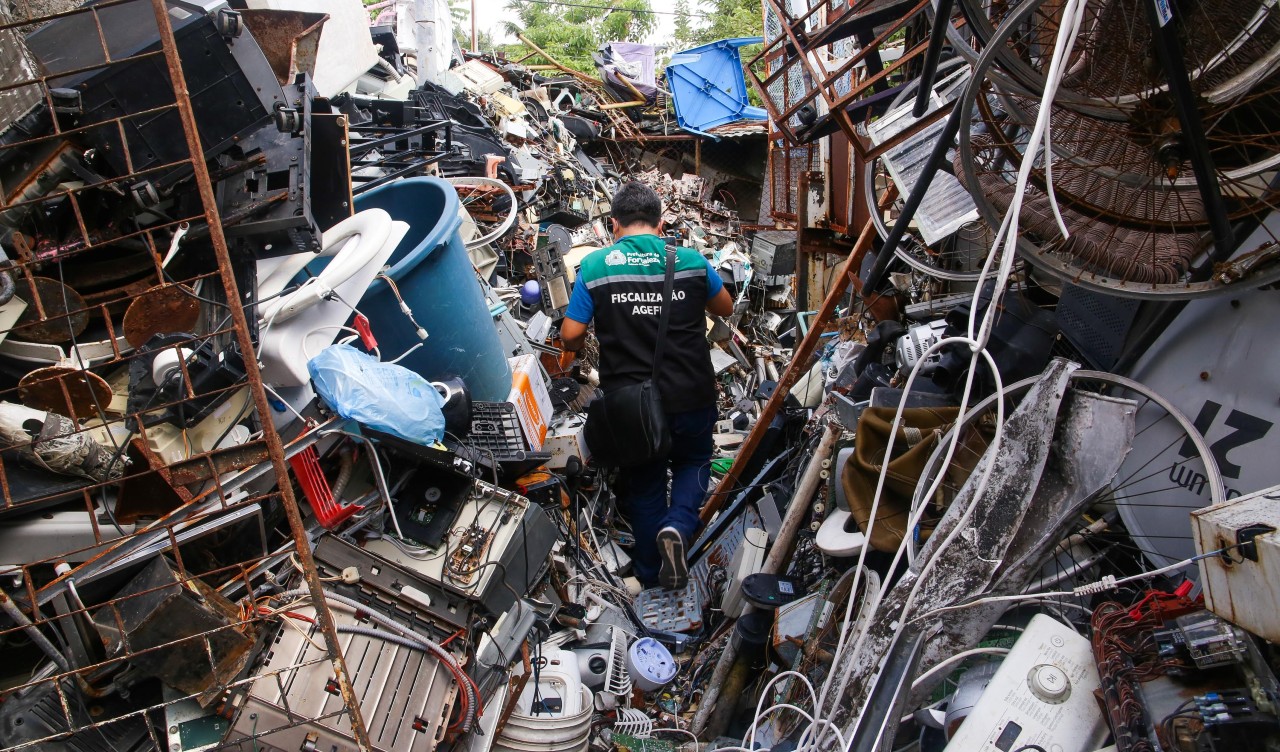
0;1;781;752
2;0;1280;752
664;0;1280;750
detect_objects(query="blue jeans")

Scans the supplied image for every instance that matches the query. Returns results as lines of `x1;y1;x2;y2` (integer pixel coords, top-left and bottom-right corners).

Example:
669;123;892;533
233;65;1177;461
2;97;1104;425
617;405;717;585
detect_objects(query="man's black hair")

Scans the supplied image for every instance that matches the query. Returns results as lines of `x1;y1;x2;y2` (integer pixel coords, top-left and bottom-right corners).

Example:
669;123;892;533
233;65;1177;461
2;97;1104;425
610;181;663;228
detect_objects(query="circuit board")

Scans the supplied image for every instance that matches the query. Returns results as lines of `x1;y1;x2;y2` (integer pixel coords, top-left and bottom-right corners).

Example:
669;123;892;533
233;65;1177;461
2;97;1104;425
446;523;495;585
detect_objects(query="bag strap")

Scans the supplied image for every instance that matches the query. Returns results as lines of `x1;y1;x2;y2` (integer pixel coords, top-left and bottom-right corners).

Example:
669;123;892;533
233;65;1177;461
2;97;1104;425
651;246;677;380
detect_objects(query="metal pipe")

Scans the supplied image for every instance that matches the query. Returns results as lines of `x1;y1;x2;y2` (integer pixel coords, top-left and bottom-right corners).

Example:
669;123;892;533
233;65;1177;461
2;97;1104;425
703;647;754;740
146;3;373;748
913;0;957;117
696;629;747;736
701;212;881;525
693;424;840;738
763;424;839;575
0;589;69;673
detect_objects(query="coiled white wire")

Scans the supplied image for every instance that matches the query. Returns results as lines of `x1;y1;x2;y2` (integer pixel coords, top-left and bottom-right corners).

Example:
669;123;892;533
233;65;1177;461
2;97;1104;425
733;0;1089;745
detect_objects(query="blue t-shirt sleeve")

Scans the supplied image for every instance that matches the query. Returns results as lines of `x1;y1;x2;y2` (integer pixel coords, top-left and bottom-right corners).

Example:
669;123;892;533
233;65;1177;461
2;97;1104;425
565;276;594;323
704;257;725;297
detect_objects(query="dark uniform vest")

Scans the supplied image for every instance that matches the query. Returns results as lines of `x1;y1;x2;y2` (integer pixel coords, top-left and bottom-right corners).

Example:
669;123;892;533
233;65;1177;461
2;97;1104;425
577;235;716;413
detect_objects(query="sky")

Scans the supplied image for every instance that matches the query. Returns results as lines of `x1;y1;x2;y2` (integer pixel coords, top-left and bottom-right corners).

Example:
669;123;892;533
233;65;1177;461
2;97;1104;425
483;0;684;45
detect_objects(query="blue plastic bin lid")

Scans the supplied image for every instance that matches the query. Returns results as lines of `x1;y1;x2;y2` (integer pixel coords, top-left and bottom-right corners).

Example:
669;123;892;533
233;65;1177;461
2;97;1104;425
666;37;768;137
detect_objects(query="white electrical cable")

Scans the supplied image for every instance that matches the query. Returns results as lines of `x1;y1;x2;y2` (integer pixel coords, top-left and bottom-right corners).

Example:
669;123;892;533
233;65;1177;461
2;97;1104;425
762;2;1094;746
719;702;848;752
301;325;367;363
909;647;1010;691
966;0;1090;353
161;222;190;268
911;548;1227;622
318;427;410;543
386;342;424;365
820;319;1008;750
263;383;309;425
789;346;1004;752
811;343;1004;734
1038;0;1088;241
747;671;821;751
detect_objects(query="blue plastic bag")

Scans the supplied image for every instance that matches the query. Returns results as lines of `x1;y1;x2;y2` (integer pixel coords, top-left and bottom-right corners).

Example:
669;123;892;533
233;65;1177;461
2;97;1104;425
308;344;446;445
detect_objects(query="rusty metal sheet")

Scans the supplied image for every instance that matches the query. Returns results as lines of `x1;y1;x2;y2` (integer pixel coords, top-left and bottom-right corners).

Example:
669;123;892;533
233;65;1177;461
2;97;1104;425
114;437;194;523
18;364;113;421
12;276;88;343
91;556;255;705
238;9;328;86
167;440;271;487
78;267;159;322
59;246;156;298
122;284;202;349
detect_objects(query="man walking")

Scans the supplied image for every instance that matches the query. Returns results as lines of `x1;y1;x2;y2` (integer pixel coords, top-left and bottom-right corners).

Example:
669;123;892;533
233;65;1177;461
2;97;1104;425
560;182;734;589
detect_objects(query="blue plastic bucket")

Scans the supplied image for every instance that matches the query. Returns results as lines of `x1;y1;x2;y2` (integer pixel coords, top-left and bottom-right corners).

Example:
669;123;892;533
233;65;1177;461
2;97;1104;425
343;177;512;402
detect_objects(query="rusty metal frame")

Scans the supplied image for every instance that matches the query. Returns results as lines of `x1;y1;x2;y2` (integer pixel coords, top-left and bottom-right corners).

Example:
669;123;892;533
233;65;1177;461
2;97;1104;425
0;1;374;749
700;184;897;522
147;2;370;747
747;0;935;152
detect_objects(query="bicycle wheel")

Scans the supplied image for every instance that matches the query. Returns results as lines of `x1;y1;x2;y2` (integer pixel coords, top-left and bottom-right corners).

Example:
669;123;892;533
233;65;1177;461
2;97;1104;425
955;0;1280;298
963;0;1280;120
445;176;518;250
865;153;991;283
863;57;991;283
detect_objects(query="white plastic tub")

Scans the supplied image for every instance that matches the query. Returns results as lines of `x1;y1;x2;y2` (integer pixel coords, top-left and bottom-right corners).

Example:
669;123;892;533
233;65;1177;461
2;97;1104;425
492;686;594;752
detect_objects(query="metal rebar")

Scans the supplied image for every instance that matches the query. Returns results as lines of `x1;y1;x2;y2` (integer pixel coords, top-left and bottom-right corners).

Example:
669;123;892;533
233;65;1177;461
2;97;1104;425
701;211;881;525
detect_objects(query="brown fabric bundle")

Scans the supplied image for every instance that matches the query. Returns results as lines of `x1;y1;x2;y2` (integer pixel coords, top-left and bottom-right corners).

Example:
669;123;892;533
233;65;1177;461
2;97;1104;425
843;406;994;553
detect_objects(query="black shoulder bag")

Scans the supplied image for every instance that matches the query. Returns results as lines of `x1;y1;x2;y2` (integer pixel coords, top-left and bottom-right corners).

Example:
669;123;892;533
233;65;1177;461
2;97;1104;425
584;247;676;468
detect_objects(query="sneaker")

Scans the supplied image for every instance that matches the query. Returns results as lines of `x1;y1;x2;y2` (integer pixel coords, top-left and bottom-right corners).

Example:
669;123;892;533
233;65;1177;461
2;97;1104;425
656;527;688;590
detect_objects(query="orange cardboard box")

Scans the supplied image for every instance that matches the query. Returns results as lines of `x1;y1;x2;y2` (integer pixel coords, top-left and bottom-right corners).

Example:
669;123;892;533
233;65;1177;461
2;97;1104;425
508;355;552;450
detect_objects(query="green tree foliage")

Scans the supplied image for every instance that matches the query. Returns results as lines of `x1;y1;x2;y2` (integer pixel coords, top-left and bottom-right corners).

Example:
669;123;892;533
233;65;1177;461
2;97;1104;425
504;0;657;74
673;0;694;49
689;0;763;46
448;0;469;28
448;0;501;51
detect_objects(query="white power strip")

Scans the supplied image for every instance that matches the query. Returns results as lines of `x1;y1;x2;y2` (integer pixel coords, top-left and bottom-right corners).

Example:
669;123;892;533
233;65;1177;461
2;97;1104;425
943;614;1108;752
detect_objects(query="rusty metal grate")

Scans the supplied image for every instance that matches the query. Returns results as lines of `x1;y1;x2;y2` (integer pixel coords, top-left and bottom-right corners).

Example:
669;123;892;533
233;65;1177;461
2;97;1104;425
0;1;372;749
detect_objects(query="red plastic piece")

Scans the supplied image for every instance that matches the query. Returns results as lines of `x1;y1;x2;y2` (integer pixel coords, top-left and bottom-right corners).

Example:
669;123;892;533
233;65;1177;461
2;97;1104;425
289;445;361;529
353;313;378;351
1127;581;1202;622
